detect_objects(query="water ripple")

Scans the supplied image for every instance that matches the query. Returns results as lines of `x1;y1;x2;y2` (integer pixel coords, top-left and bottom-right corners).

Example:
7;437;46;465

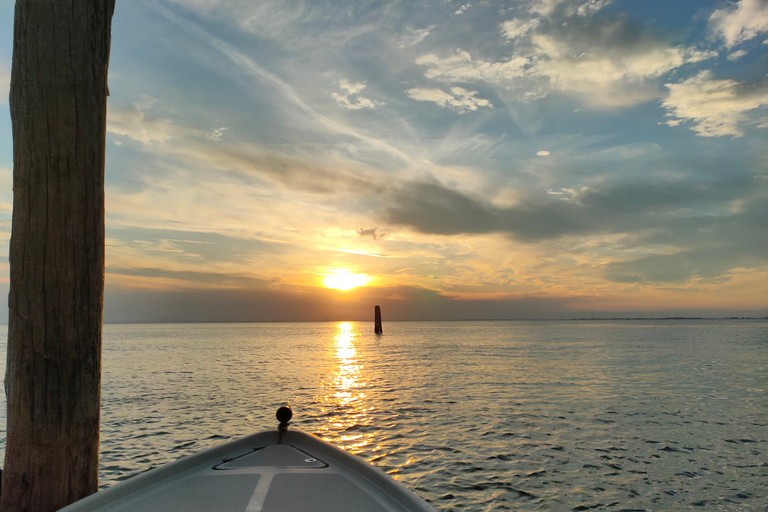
0;320;765;511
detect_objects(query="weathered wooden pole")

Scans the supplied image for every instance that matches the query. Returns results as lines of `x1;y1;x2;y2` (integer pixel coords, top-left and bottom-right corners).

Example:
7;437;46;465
2;2;115;511
374;305;383;334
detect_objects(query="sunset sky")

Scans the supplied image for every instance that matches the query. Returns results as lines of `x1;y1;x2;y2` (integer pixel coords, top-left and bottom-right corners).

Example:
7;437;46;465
0;0;767;322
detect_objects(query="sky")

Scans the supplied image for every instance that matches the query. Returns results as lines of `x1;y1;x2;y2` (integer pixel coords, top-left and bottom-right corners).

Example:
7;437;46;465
0;0;767;322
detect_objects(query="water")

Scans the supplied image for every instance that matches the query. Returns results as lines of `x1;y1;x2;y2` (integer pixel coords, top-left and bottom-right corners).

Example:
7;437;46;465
0;320;766;511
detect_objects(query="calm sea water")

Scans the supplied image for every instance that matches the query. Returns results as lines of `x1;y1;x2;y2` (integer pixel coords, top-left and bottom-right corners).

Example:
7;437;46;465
0;320;766;511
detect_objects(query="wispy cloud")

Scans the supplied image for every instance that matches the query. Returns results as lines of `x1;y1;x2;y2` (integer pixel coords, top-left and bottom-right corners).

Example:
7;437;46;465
398;26;433;48
165;0;380;50
108;106;384;196
153;2;412;165
108;103;185;144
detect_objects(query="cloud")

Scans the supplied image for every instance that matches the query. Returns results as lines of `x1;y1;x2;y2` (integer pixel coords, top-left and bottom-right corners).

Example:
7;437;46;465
356;227;387;240
384;174;761;240
105;87;392;205
663;70;768;137
537;150;550;156
144;135;383;195
380;176;767;286
406;86;492;113
108;266;275;289
416;50;529;84
607;246;761;284
502;18;541;39
416;14;714;109
398;26;433;48
339;79;366;95
605;198;768;282
107;227;290;265
523;17;714;107
530;0;613;18
154;3;411;165
727;49;748;60
332;93;376;110
384;181;570;239
165;0;381;51
710;0;768;48
332;79;377;110
107;103;183;144
207;127;228;141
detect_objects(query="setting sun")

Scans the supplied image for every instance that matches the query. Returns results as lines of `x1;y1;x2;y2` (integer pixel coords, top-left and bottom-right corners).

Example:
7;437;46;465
322;270;373;291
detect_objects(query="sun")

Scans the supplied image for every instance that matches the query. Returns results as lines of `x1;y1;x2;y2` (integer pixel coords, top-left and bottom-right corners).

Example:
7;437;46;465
321;270;373;291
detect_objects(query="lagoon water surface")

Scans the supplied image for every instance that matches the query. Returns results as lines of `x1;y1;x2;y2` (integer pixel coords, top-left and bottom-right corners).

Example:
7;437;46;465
0;320;766;511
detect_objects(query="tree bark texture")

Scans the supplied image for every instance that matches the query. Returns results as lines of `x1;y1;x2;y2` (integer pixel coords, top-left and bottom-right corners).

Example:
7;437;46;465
3;1;115;511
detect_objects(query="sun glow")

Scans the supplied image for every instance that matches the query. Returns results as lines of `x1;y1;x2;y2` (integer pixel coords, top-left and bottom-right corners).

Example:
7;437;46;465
321;270;373;290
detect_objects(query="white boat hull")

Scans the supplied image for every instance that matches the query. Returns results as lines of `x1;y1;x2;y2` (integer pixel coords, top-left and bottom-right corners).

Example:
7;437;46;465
60;428;436;512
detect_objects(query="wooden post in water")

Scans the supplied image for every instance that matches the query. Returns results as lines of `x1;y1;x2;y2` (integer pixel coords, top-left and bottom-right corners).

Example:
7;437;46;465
2;2;115;511
375;305;383;334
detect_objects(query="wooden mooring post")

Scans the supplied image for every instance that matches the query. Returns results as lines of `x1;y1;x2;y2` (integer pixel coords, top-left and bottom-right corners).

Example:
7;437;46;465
374;305;383;334
2;2;115;511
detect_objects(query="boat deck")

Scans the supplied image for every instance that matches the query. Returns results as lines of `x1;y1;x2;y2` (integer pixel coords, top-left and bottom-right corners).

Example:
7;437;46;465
61;429;435;512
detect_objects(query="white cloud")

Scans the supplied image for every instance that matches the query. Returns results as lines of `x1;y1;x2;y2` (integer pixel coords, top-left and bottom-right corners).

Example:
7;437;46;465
537;150;550;156
406;87;492;113
530;0;613;18
416;15;715;109
333;80;377;110
663;70;768;137
575;0;612;17
530;31;715;106
710;0;768;48
417;50;529;83
339;79;366;95
332;93;376;110
533;36;712;84
727;49;749;60
502;18;541;39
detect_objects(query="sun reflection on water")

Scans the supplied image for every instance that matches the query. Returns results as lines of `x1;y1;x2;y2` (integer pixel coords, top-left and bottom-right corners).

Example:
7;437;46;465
317;322;377;454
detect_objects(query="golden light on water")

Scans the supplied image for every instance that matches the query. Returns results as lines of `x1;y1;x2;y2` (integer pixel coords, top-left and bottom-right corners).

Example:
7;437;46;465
321;270;373;290
317;322;377;455
334;322;365;402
